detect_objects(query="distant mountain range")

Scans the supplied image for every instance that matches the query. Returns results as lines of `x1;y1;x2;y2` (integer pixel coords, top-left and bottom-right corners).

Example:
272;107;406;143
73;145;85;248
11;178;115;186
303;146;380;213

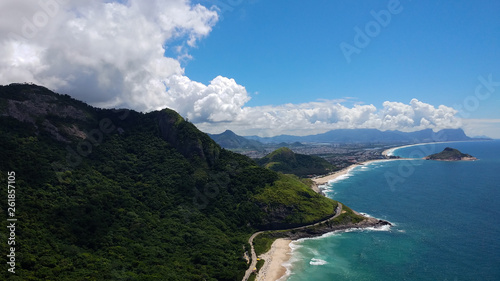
208;130;264;150
244;128;488;144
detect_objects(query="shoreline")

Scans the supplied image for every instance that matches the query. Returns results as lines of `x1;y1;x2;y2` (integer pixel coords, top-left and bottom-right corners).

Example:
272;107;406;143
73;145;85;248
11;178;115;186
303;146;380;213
381;140;482;157
255;239;291;281
312;158;394;186
312;141;474;187
263;140;489;280
255;216;391;281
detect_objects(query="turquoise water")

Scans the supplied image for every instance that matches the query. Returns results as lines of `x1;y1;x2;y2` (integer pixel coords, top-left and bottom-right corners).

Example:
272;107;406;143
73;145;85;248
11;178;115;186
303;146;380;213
283;140;500;281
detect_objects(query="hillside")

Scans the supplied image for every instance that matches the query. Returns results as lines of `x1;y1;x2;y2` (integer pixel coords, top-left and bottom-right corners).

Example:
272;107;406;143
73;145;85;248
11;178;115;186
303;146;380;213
257;147;335;177
208;130;264;151
425;147;478;161
0;83;346;280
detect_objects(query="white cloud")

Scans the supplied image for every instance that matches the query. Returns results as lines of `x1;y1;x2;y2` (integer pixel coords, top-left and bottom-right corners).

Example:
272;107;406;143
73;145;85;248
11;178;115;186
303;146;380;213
0;0;233;114
197;99;461;137
461;119;500;139
0;1;464;137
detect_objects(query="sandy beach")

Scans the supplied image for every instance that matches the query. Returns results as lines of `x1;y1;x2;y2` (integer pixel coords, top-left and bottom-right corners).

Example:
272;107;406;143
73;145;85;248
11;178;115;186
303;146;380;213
254;141;466;280
381;143;419;157
256;238;292;281
313;141;453;186
312;159;388;186
381;141;471;157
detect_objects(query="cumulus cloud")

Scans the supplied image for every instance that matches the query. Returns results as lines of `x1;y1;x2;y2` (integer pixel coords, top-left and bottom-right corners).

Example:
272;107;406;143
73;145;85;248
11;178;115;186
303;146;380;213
197;99;461;137
0;0;462;137
0;0;248;118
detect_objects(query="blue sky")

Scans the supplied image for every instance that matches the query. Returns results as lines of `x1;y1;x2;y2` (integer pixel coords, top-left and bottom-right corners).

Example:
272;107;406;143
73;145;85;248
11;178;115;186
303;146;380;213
187;0;499;116
1;0;499;137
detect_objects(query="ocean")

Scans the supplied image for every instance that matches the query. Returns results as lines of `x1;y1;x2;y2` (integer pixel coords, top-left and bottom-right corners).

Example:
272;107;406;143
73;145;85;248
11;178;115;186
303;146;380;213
282;140;500;281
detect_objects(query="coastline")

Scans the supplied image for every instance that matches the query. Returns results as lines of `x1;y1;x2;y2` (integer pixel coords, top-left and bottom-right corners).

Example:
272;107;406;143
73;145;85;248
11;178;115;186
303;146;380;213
255;216;391;281
312;159;393;186
260;140;492;280
258;142;431;281
381;140;480;157
256;239;291;281
313;140;480;189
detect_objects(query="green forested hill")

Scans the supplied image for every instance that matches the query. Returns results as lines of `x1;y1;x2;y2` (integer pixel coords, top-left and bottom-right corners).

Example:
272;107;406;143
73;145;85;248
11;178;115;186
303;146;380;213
257;147;335;177
425;147;477;161
0;84;338;280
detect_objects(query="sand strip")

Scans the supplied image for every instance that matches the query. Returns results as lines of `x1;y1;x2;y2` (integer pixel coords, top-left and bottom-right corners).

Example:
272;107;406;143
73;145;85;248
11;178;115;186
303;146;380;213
312;159;390;186
381;141;472;157
256;238;291;281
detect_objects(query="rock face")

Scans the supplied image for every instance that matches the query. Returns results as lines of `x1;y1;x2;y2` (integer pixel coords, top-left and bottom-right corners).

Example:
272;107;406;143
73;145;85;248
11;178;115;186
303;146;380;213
425;147;478;161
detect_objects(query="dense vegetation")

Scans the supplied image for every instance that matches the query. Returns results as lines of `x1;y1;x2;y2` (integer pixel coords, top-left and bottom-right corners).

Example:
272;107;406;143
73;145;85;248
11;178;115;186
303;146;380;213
208;130;264;151
0;84;339;280
257;147;335;177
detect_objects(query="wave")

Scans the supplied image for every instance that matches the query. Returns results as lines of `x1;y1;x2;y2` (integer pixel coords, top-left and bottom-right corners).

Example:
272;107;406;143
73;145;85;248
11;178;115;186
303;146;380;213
280;241;305;281
309;258;328;266
327;174;351;185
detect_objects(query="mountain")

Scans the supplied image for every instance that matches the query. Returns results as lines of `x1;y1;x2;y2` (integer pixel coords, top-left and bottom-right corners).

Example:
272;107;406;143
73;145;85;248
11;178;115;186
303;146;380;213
208;129;264;151
425;147;478;161
0;83;357;280
246;128;476;144
257;147;335;177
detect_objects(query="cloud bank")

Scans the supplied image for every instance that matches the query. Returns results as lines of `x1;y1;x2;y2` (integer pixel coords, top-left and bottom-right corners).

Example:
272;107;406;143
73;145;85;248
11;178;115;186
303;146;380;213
196;98;461;137
0;0;461;137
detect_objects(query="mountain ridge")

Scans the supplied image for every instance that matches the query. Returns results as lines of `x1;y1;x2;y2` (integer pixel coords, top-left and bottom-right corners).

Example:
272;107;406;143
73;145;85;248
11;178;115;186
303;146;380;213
257;147;335;177
245;128;481;144
208;129;264;151
0;83;362;280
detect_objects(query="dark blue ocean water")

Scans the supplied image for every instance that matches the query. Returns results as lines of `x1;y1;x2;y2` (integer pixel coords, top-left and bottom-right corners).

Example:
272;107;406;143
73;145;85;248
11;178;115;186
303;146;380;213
283;140;500;281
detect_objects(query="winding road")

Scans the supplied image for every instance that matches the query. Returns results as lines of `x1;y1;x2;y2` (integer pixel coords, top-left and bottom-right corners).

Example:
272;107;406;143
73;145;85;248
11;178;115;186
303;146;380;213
242;203;343;281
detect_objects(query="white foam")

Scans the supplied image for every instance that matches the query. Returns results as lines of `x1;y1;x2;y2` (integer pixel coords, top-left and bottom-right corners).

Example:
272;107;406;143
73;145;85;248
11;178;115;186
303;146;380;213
384;148;396;156
289;241;303;251
309;258;328;266
309;249;320;256
327;173;351;185
280;242;305;281
363;224;392;232
359;212;373;218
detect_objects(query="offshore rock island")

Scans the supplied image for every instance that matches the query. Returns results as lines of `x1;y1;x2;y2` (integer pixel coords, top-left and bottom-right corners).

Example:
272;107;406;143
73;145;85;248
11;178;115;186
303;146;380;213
425;147;478;161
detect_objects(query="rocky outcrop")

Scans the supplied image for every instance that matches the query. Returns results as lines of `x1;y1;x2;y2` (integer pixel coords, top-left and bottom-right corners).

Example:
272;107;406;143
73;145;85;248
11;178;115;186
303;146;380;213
425;147;478;161
269;217;392;240
1;84;92;142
